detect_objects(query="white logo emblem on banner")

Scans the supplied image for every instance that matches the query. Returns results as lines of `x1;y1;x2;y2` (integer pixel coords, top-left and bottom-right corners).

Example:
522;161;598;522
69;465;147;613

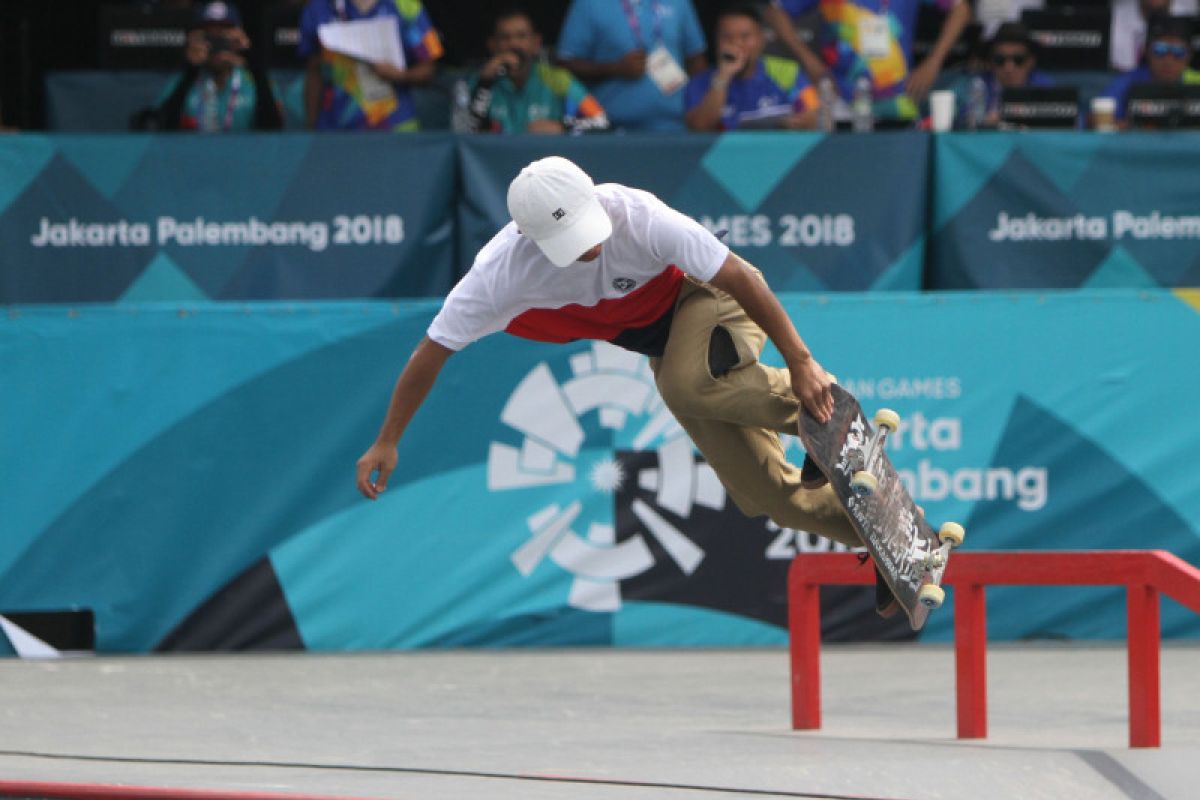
487;342;725;612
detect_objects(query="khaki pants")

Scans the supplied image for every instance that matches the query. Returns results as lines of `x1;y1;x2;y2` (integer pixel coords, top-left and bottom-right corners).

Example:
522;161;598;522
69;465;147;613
649;276;862;548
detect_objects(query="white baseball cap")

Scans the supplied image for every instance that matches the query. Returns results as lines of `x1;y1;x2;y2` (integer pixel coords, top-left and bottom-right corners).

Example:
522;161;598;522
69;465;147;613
506;156;613;268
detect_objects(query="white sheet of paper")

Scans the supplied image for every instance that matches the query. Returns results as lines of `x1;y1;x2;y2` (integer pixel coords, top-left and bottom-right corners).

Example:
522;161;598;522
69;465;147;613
318;17;406;69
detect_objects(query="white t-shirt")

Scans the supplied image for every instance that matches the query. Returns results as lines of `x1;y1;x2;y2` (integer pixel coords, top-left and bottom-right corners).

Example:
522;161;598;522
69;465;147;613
428;183;730;352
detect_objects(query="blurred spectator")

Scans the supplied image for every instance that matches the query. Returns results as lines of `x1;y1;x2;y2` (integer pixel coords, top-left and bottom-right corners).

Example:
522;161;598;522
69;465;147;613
155;2;282;131
967;22;1053;127
763;0;973;121
1100;15;1200;125
466;8;609;134
298;0;443;131
1111;0;1198;72
556;0;708;132
684;4;818;131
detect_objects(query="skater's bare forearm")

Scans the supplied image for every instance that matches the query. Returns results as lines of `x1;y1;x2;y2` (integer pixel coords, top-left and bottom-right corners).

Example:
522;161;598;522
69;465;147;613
375;337;453;445
709;253;835;422
356;337;453;499
709;254;812;366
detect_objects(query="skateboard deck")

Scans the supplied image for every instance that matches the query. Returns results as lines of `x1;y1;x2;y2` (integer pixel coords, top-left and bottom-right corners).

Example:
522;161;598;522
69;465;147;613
797;384;963;631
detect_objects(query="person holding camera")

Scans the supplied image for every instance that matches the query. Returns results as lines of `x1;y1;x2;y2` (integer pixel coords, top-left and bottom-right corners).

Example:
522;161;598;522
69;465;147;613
684;4;819;131
465;8;609;134
155;1;283;132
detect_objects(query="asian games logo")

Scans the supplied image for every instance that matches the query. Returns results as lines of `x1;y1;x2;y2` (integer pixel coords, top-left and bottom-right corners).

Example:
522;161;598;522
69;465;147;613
486;342;726;612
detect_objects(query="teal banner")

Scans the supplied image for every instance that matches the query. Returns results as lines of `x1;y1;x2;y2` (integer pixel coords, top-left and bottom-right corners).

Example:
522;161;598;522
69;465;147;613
0;134;458;303
458;133;929;292
3;291;1198;653
930;132;1200;289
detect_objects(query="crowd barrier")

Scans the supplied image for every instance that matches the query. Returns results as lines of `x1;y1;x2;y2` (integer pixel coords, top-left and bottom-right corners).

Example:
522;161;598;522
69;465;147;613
2;291;1198;653
3;130;1200;305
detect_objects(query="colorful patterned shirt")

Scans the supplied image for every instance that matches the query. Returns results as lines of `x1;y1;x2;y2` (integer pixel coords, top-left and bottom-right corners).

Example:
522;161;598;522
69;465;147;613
298;0;443;131
684;55;818;130
773;0;960;119
469;63;609;134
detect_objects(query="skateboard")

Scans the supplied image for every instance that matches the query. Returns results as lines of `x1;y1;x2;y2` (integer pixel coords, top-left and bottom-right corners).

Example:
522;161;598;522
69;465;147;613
797;384;965;631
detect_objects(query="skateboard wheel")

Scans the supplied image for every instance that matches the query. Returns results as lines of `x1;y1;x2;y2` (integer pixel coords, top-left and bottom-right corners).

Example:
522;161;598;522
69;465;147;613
874;408;901;433
938;522;965;548
850;471;878;496
918;584;945;609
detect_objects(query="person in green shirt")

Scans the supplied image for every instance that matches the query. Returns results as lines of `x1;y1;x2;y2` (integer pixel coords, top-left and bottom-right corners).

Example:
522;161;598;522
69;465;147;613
466;8;609;134
156;1;282;132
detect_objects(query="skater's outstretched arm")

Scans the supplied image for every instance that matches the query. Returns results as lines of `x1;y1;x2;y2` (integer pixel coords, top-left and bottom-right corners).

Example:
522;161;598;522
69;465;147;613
708;253;835;424
355;336;455;500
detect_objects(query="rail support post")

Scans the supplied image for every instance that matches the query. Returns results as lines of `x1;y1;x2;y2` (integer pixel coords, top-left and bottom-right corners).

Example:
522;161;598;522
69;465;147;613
789;581;822;730
955;582;988;739
1126;583;1161;748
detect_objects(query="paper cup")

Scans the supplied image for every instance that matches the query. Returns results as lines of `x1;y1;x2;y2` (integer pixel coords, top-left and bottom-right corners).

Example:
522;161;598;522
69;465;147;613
1091;97;1117;132
930;90;956;132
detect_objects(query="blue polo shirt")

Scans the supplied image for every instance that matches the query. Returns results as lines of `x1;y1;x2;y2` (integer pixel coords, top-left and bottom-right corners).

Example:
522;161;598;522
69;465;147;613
557;0;707;132
684;56;818;130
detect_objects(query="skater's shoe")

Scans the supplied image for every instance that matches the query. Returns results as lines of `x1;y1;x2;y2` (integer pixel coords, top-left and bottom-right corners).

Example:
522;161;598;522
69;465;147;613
875;566;901;619
800;454;828;490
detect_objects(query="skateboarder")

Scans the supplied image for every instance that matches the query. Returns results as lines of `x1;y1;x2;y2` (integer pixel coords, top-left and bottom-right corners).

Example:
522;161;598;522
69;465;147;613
356;156;877;593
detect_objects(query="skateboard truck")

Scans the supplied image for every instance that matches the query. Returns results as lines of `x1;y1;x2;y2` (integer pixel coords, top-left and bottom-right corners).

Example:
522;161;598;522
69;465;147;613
916;522;966;608
849;409;901;496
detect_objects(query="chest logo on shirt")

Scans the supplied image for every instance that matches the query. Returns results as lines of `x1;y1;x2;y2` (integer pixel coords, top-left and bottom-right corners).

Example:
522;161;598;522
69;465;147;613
552;208;567;221
613;277;638;292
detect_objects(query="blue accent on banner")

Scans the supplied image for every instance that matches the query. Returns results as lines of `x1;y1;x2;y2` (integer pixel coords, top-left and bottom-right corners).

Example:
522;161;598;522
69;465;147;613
458;133;928;292
930;132;1200;289
7;132;1200;302
0;135;459;303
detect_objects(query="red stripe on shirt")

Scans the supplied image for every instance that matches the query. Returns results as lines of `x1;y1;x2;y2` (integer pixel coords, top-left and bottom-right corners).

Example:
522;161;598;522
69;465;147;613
505;266;684;344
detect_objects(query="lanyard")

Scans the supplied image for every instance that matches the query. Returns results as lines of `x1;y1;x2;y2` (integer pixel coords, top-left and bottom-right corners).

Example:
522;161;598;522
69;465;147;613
618;0;663;49
203;68;242;132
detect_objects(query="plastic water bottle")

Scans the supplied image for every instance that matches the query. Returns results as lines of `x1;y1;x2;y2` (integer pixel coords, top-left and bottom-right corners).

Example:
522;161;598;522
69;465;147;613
851;75;873;133
450;78;472;133
816;76;836;133
967;75;988;131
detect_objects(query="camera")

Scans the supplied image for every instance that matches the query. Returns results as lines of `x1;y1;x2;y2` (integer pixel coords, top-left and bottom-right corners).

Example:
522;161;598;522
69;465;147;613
206;32;233;55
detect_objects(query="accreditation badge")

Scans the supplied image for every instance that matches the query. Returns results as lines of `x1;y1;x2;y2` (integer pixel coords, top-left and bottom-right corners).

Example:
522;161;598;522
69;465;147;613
646;44;687;95
355;61;396;104
857;13;892;59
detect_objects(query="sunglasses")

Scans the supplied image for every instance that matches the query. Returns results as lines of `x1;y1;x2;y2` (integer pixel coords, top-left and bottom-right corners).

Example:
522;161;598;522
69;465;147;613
1150;41;1189;59
991;52;1030;67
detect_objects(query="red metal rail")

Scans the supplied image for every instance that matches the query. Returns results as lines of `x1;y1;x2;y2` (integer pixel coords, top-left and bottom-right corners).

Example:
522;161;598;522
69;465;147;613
787;550;1200;748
